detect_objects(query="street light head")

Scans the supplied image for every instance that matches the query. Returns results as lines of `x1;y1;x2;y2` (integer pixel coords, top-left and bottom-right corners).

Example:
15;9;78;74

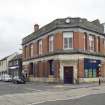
98;64;102;67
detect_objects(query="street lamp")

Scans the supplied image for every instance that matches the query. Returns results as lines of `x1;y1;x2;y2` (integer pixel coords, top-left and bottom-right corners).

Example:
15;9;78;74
98;63;102;85
77;58;80;84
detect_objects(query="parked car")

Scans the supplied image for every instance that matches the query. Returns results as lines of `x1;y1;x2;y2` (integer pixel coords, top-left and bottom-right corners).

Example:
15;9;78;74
1;74;4;81
3;74;12;82
12;75;26;84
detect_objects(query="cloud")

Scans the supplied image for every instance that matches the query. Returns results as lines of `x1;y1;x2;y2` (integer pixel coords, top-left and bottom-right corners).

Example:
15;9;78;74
0;16;32;58
0;0;105;59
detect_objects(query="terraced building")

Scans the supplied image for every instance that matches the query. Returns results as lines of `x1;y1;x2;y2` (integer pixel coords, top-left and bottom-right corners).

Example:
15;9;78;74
22;17;105;84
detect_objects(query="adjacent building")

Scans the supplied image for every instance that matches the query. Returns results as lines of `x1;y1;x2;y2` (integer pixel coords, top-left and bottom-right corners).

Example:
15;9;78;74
0;52;21;78
8;54;22;78
22;17;105;84
0;57;8;77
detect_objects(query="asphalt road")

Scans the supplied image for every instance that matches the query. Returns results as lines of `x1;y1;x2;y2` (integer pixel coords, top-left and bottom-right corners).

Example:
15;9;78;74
0;81;105;105
34;93;105;105
0;81;103;96
0;81;56;95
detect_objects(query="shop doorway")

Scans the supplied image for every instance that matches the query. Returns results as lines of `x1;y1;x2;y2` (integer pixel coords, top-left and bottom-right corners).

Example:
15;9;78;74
29;62;34;75
64;66;73;84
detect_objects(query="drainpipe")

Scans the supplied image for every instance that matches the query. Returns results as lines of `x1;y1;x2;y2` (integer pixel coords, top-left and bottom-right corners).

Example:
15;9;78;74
77;57;80;84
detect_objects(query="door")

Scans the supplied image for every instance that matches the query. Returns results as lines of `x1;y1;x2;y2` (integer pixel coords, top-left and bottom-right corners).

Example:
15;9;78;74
64;66;73;84
29;63;34;75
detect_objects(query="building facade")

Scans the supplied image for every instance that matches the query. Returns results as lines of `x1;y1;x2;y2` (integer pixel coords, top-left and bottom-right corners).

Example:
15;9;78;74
0;57;8;77
0;52;20;78
8;54;22;78
22;17;105;84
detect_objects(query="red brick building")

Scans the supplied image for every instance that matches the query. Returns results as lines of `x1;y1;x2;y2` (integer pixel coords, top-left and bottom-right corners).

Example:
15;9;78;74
22;18;105;84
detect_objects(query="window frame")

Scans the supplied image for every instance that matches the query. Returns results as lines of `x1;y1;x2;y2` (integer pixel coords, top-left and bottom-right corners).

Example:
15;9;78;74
38;40;43;55
89;35;95;52
49;35;54;52
63;31;73;50
30;44;34;57
83;34;86;51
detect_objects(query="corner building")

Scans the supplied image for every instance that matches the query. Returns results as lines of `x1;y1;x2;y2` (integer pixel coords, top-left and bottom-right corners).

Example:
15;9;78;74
22;17;105;84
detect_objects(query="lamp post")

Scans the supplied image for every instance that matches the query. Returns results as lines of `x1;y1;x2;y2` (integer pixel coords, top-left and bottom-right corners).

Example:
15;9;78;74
98;64;102;85
77;58;79;84
77;55;81;84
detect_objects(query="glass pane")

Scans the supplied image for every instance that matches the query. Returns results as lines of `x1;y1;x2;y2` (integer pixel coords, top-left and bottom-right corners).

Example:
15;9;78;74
93;69;96;77
85;69;88;78
64;38;68;48
69;38;72;48
89;69;92;78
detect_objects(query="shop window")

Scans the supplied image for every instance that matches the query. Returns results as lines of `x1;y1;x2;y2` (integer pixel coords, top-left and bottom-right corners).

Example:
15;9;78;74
84;58;101;78
85;69;88;78
93;69;97;77
88;69;93;78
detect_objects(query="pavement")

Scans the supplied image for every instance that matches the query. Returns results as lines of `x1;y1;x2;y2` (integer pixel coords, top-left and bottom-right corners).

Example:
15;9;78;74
0;82;105;105
33;93;105;105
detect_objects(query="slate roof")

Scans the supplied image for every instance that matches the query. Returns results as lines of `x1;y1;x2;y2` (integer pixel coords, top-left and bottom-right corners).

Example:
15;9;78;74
22;17;105;45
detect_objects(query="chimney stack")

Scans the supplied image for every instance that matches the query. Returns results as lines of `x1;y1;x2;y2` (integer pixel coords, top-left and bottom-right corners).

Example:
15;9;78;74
34;24;39;32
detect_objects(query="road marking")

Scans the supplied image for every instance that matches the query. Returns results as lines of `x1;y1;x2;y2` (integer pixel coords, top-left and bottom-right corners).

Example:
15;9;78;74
27;92;105;105
27;88;105;105
25;88;42;92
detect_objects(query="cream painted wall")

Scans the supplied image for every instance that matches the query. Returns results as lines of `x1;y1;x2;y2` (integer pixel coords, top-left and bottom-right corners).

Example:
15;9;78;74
0;59;7;72
0;52;18;74
60;60;78;84
23;54;105;65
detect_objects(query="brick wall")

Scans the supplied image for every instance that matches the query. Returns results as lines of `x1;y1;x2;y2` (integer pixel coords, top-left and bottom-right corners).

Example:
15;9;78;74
44;61;50;77
54;32;63;51
78;59;84;78
27;60;60;79
38;62;43;77
101;63;105;77
33;42;38;57
22;46;26;60
26;46;28;60
73;32;79;49
94;36;98;52
27;45;30;59
53;60;60;79
100;38;104;54
42;36;49;55
23;31;105;61
73;32;85;50
35;61;50;78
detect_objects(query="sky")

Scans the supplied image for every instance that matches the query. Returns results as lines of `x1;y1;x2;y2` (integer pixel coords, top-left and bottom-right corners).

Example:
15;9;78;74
0;0;105;59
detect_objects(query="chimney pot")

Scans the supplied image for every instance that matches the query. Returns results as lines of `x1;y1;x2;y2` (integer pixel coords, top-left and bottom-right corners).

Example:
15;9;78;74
34;24;39;32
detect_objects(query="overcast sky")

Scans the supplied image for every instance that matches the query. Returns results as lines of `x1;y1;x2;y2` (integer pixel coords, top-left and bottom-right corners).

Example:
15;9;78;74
0;0;105;59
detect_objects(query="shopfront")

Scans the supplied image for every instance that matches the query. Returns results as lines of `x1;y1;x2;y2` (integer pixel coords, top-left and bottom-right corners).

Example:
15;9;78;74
84;58;101;78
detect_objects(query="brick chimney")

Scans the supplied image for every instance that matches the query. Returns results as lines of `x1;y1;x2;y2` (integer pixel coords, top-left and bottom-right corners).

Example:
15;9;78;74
34;24;39;32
